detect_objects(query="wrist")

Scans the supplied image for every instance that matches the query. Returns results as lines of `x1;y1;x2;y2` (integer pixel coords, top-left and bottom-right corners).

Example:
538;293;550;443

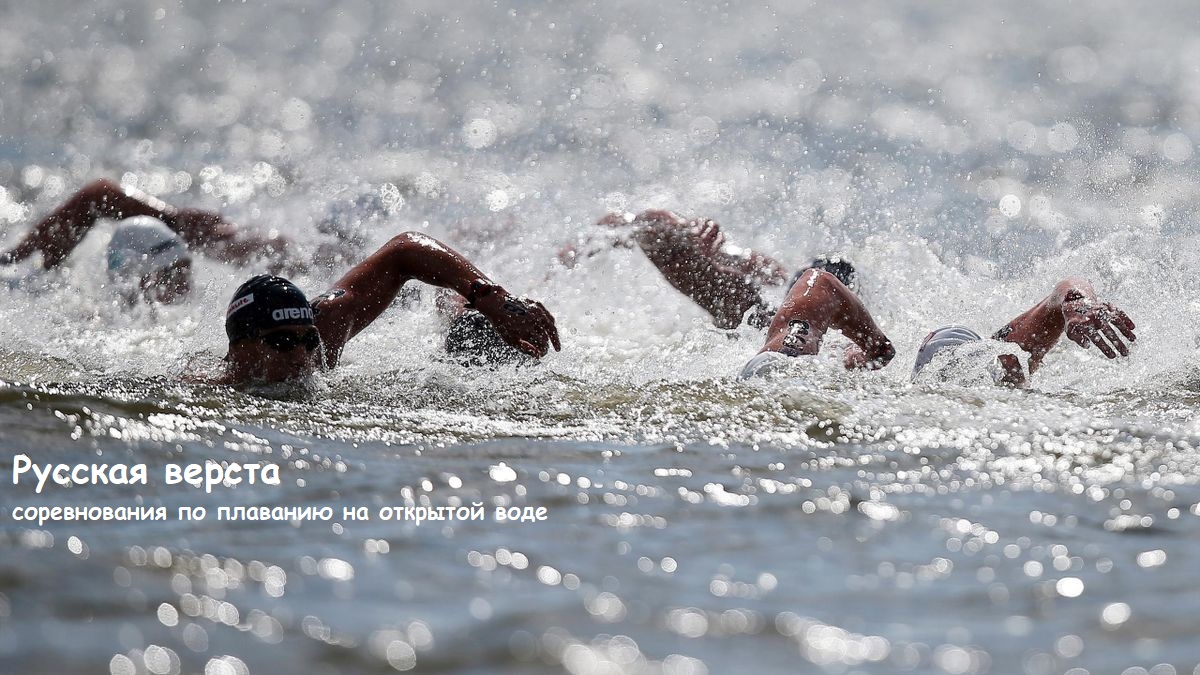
466;279;503;308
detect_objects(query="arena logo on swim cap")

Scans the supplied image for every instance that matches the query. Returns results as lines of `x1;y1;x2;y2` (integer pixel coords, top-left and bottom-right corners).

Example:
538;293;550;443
227;294;254;316
272;307;313;321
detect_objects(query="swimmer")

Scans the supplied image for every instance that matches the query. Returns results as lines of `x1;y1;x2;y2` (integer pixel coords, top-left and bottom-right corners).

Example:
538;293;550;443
216;232;560;384
571;211;892;376
563;210;854;330
444;208;861;365
0;178;298;302
740;267;895;378
912;277;1137;386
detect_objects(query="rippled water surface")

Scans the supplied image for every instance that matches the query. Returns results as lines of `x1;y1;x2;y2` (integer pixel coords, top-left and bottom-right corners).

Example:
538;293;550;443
3;1;1200;674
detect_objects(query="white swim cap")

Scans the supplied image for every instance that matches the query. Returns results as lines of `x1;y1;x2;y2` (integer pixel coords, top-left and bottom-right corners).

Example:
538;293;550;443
106;216;191;283
912;325;982;378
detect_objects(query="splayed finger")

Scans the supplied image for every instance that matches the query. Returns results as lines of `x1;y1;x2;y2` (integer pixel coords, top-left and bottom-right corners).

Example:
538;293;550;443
1099;323;1129;356
1090;334;1117;358
1115;311;1137;340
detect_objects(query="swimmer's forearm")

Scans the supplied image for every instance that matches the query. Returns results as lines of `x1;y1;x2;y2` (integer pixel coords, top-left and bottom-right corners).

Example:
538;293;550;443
313;232;497;350
995;277;1096;368
718;250;789;286
835;298;895;368
668;259;765;328
171;208;298;273
636;226;764;328
338;231;494;298
2;179;178;268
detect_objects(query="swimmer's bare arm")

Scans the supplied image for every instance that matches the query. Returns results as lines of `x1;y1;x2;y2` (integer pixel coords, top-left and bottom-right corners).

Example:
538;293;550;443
631;211;787;285
761;269;895;370
0;178;296;272
632;210;775;329
560;209;787;292
312;232;561;365
169;209;300;274
716;248;789;287
555;212;640;269
993;277;1136;373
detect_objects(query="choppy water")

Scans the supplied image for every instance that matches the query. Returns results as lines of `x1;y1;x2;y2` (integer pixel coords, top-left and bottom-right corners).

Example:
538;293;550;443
3;1;1200;674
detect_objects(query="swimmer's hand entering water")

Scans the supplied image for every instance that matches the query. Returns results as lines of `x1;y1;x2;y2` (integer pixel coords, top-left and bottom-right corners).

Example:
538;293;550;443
1062;298;1137;359
994;277;1137;374
842;341;896;371
993;354;1026;386
468;283;561;358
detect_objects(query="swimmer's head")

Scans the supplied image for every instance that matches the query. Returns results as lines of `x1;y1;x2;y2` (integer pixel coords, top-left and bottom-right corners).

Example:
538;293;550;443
909;324;1031;388
226;275;316;344
444;309;532;367
225;275;322;382
912;325;982;378
789;255;858;294
106;216;192;304
912;325;1027;386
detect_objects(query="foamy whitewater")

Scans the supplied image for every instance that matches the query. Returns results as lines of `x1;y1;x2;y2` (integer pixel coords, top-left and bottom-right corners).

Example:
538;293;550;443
2;1;1200;673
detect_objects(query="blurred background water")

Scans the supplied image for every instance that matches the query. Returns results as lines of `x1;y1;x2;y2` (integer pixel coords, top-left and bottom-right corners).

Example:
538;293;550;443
2;1;1200;673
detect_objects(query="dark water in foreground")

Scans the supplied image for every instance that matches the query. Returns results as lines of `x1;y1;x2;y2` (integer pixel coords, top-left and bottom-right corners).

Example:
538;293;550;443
2;366;1199;674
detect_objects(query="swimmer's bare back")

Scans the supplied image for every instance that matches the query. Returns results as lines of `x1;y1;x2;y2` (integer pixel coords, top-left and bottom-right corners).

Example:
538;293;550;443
760;269;895;370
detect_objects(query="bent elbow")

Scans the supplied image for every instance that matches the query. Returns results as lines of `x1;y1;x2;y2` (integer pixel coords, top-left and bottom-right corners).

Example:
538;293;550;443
80;178;122;198
385;231;423;249
380;231;449;258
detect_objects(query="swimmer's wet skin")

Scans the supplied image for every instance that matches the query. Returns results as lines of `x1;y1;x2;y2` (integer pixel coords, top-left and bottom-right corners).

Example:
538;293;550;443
0;177;299;289
786;255;859;295
912;277;1136;385
753;268;895;373
576;210;788;329
593;209;864;332
214;232;560;385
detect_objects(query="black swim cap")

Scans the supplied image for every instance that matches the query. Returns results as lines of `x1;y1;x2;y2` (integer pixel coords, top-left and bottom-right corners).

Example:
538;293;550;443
788;255;858;294
226;275;314;344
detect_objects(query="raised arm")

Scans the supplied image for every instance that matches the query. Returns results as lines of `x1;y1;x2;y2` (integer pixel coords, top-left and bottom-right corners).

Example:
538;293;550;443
631;210;778;329
0;178;296;272
762;269;894;370
993;277;1136;373
312;231;560;365
718;249;789;287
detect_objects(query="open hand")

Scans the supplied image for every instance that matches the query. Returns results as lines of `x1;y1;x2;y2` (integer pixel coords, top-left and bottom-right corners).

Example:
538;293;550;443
474;289;562;358
1062;299;1136;358
693;219;725;257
